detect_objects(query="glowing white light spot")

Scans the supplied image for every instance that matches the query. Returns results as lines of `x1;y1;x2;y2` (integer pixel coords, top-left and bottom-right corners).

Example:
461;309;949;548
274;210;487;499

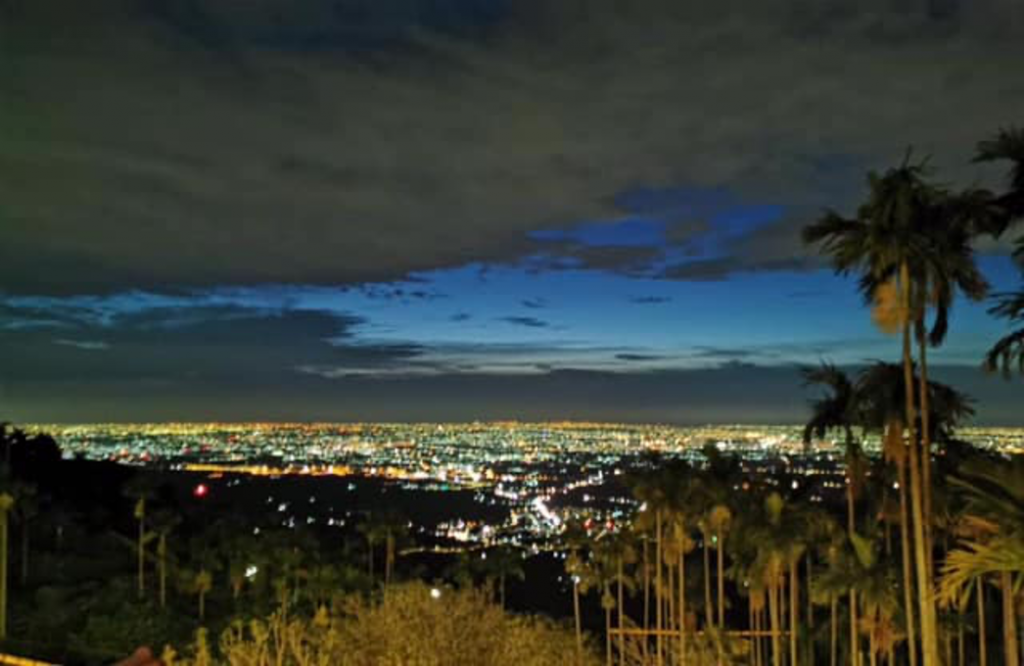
430;588;442;599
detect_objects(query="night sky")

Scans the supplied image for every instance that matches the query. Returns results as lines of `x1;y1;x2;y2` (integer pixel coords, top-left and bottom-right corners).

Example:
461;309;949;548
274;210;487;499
2;0;1022;424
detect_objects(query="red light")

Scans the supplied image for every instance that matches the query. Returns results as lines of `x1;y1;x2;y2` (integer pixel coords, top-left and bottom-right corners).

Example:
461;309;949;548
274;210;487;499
193;483;209;499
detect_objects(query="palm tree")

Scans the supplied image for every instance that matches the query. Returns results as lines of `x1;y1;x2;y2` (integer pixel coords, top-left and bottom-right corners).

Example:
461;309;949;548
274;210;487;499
564;520;594;666
591;537;624;666
151;508;181;609
0;491;13;640
179;567;214;621
663;468;698;665
630;467;671;665
11;481;37;586
744;491;808;666
803;156;987;666
379;512;408;589
484;546;525;609
803;362;868;666
357;517;387;584
598;531;636;665
123;475;156;600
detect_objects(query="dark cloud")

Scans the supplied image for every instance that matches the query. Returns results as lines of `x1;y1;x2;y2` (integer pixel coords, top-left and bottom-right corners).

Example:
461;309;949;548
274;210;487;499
689;347;761;360
7;363;1021;426
662;256;812;281
0;304;420;383
521;298;546;309
615;353;668;362
499;316;549;328
3;0;1023;294
629;296;672;305
52;339;111;351
529;245;666;276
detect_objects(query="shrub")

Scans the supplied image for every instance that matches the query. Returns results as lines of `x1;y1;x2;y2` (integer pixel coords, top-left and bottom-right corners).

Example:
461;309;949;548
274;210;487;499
166;582;598;666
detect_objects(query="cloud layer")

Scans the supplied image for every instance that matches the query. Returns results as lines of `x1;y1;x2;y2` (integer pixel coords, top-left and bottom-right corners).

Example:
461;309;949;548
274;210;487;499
3;0;1023;294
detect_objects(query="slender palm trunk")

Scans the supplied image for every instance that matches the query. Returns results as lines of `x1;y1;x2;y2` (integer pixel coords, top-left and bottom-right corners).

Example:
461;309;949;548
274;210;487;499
679;541;687;665
642;538;650;663
898;450;918;666
916;320;935;580
704;535;713;629
1002;572;1019;666
830;596;838;666
199;588;206;621
958;620;965;666
617;559;625;666
574;579;584;666
755;601;764;666
158;534;168;609
717;530;726;629
19;523;28;586
0;512;8;640
750;602;758;666
978;578;987;666
668;557;676;632
790;560;799;666
643;538;650;630
769;580;782;666
806;553;813;630
901;262;939;666
137;515;146;600
656;510;664;666
847;467;862;666
606;597;613;666
850;590;859;666
385;534;394;588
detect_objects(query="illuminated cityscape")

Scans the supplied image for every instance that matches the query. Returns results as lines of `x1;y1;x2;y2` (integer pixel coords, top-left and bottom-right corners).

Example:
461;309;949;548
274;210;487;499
28;422;1024;551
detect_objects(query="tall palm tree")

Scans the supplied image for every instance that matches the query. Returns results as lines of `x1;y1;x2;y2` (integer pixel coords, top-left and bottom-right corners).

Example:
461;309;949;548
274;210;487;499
630;468;671;666
564;520;594;666
803;160;983;665
663;466;698;665
11;481;37;586
745;491;808;666
803;363;868;666
380;512;408;589
598;531;636;666
357;517;387;584
592;536;628;666
151;508;181;609
484;546;525;609
0;491;13;640
123;475;156;600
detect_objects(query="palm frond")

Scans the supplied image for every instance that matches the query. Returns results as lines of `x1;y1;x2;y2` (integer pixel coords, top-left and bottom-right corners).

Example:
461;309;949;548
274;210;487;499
976;127;1024;192
983;327;1024;377
937;536;1024;608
